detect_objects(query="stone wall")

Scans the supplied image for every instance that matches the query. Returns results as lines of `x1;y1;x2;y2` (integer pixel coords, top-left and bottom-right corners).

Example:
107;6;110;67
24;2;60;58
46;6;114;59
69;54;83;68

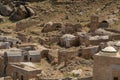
79;46;99;59
7;64;41;80
93;55;120;80
58;50;77;65
110;34;120;40
60;36;79;48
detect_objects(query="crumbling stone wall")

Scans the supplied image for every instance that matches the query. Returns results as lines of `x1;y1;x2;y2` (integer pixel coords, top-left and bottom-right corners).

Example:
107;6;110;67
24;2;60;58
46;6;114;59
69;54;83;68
89;15;99;32
58;50;77;66
59;35;79;48
79;46;99;59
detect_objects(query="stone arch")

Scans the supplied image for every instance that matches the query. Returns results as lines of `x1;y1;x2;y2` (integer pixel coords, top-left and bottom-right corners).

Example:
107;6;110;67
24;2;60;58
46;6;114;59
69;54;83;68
30;57;32;61
99;20;109;29
24;55;28;62
20;75;24;80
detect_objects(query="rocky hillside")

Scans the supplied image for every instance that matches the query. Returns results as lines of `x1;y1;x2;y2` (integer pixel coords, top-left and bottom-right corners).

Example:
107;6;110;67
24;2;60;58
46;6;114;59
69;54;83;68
29;0;120;25
0;0;119;37
0;0;119;79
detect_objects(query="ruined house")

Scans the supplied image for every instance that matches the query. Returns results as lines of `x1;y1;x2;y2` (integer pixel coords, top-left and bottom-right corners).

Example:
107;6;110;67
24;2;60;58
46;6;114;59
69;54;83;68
77;31;110;46
0;42;50;79
0;42;10;49
59;34;79;48
0;36;21;47
93;46;120;80
8;62;41;80
58;49;77;66
78;46;99;59
76;32;90;46
28;50;41;62
88;35;110;45
1;48;24;62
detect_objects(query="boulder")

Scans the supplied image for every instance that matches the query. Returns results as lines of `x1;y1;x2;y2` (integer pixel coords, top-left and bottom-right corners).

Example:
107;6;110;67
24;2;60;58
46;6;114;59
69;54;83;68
9;5;28;21
25;6;35;16
71;69;82;77
42;22;53;32
0;5;13;16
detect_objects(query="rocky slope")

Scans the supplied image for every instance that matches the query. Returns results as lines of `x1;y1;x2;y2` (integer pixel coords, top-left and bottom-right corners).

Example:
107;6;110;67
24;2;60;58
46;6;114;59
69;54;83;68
0;0;119;79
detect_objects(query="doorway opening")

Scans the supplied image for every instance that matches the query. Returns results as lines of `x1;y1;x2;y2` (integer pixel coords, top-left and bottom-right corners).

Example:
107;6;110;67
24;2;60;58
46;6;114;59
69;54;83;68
113;77;118;80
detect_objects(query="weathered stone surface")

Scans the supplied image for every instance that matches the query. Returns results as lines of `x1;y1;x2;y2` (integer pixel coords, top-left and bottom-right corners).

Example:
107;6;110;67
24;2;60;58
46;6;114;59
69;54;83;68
61;23;82;34
9;5;28;21
16;19;39;31
0;5;13;16
25;6;35;16
59;34;79;48
16;32;27;42
71;69;82;77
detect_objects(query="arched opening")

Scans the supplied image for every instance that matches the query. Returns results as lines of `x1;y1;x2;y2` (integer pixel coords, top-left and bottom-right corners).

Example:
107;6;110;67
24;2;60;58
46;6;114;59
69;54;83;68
24;55;28;62
102;20;108;23
15;72;19;79
21;75;24;80
113;77;118;80
78;50;82;57
10;42;13;48
30;57;32;62
99;20;109;29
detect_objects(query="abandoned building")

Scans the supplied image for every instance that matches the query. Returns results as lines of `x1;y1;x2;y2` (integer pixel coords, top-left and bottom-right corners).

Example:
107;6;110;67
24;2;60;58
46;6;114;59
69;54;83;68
0;42;50;80
58;49;77;66
8;62;41;80
77;32;110;46
59;34;79;48
78;45;99;59
0;42;10;49
93;46;120;80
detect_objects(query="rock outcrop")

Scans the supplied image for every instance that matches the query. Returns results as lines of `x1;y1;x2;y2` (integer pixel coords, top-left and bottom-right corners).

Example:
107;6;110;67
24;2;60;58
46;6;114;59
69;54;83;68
9;5;28;21
0;5;13;16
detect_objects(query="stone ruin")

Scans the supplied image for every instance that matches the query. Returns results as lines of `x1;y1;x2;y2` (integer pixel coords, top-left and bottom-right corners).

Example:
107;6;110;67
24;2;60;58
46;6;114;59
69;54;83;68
59;34;79;48
0;15;119;79
58;49;77;66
